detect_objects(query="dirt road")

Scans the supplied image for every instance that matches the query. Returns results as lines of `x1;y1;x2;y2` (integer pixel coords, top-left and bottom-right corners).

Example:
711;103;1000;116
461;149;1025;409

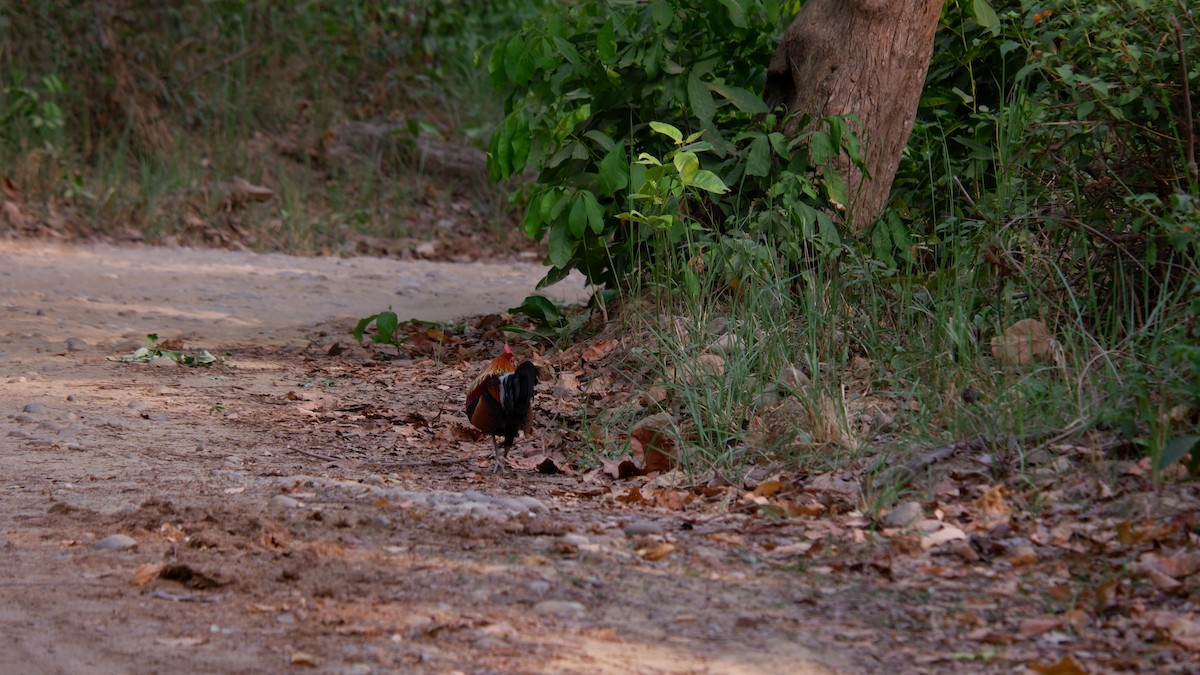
0;242;858;674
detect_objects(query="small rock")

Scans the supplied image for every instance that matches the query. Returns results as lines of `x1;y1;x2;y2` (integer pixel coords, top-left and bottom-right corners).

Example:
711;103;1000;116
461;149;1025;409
697;353;725;377
290;651;319;667
639;382;668;406
623;521;664;536
532;600;586;619
707;333;742;355
777;366;811;393
884;501;923;528
149;356;177;367
93;534;137;551
753;383;780;408
706;317;729;335
22;402;48;414
1009;545;1038;566
368;515;391;528
561;533;591;548
526;580;551;595
64;337;88;352
362;474;385;485
270;495;301;509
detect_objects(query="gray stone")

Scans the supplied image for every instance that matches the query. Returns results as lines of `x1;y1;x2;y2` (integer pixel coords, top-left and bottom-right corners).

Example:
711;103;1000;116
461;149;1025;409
884;501;924;528
93;534;137;550
22;402;47;414
270;495;301;509
64;337;88;352
532;600;586;619
623;521;664;536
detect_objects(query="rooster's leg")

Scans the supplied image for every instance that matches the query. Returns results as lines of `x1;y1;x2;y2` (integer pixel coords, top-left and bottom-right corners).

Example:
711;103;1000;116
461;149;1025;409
492;436;507;474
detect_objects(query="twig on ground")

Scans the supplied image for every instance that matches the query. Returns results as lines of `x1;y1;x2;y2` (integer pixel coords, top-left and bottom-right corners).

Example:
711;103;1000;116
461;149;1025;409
290;446;344;462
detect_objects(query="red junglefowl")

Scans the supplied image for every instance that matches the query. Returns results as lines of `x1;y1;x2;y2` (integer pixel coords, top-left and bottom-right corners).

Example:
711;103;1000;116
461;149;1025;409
465;344;539;473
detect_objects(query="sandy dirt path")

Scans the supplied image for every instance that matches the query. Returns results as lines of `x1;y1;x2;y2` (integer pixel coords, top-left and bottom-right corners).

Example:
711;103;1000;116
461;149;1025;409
0;241;861;674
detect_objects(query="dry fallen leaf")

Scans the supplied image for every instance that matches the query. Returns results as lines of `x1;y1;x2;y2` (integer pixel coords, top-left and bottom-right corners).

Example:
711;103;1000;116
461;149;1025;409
602;456;643;480
991;318;1057;365
155;636;208;647
630;413;678;474
1029;655;1087;675
637;542;676;561
920;524;968;550
290;651;319;666
582;339;619;362
753;479;786;498
131;562;165;586
978;484;1011;524
1018;616;1060;637
1168;614;1200;649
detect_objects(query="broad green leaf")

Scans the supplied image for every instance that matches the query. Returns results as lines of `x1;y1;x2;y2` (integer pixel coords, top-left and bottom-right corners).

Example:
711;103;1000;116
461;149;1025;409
549;190;571;219
822;166;847;211
487;42;506;87
510;294;566;325
551;36;582;70
535;265;571;290
767;132;789;158
716;0;747;28
690;169;729;194
584;130;616;151
971;0;1000;29
687;72;717;127
809;131;836;165
706;81;768;113
548;223;576;268
494;115;513;176
745;134;771;177
486;127;504;181
597;20;616;62
509;115;530;173
581;191;605;234
352;313;380;342
598;145;629;195
649;122;683;143
503;36;527;83
568;195;587;237
375;310;399;342
674;151;699;184
1157;435;1200;470
650;0;673;29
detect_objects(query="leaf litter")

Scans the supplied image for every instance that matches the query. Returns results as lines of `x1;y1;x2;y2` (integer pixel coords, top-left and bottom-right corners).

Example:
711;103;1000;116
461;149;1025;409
5;301;1200;673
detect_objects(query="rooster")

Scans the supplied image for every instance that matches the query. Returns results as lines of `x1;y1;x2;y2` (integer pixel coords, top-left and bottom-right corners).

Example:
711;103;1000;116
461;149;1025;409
465;344;539;473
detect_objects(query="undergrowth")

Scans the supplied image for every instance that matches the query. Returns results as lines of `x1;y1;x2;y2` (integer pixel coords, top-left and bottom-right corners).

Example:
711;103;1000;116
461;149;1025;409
0;0;546;252
491;0;1199;489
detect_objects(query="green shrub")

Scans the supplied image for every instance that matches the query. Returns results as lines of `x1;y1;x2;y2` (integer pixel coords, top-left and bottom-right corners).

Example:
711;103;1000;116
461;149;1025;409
487;0;864;291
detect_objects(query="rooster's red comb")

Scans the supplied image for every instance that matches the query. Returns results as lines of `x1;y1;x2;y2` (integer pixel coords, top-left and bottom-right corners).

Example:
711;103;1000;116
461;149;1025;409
504;343;513;355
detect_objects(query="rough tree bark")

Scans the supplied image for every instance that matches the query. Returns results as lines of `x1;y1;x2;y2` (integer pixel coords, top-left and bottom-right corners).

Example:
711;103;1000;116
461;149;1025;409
764;0;944;231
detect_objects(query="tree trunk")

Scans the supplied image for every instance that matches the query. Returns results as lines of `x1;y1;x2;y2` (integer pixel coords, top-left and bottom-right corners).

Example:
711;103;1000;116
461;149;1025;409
764;0;943;231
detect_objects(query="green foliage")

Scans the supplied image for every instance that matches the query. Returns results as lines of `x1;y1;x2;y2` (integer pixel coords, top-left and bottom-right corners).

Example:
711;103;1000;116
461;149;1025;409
352;309;403;347
0;1;546;248
487;0;862;291
0;73;65;148
878;0;1200;469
